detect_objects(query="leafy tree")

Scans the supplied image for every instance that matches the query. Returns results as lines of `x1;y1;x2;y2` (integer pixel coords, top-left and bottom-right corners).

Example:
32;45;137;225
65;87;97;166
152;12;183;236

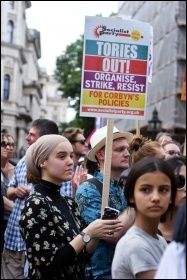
54;35;95;138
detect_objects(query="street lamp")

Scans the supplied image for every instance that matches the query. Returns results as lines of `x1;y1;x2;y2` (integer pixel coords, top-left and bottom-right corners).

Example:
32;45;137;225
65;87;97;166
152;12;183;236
147;108;162;139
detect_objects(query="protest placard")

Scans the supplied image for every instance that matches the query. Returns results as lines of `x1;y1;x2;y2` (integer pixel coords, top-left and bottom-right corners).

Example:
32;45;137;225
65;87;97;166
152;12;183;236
80;16;151;120
80;16;151;214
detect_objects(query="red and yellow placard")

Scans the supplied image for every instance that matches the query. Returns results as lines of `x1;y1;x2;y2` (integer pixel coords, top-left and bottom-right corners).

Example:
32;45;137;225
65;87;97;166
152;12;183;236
80;16;151;120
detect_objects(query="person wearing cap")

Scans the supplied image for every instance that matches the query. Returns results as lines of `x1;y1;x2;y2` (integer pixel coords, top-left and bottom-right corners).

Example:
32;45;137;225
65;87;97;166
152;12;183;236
18;134;123;279
75;125;135;279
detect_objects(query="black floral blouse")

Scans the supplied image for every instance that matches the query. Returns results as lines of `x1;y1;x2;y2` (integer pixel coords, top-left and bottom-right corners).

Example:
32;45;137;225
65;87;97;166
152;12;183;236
19;180;87;279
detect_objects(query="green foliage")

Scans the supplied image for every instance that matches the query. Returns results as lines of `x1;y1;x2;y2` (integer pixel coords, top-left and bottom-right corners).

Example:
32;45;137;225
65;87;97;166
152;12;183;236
54;35;84;108
54;35;95;137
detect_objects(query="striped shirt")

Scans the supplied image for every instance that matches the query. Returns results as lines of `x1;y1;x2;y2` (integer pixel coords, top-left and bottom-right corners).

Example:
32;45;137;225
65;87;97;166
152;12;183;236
4;156;34;251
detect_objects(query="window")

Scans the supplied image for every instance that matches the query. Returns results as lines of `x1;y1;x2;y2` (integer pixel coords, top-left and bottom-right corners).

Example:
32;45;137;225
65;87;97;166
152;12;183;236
3;75;10;100
9;1;14;9
7;20;14;43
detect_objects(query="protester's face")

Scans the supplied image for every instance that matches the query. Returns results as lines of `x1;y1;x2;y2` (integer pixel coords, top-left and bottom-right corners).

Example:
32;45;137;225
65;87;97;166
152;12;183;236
174;165;186;208
164;143;181;160
7;136;16;158
111;138;130;171
25;127;41;147
1;136;10;159
131;171;171;220
72;133;88;157
42;141;74;185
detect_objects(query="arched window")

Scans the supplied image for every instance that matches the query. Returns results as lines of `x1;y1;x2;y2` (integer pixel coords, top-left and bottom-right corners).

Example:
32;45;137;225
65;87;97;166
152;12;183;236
9;1;14;9
7;20;14;43
3;75;10;100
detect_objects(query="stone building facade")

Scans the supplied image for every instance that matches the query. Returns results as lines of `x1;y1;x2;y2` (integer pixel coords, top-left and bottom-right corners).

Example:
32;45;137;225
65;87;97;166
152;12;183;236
1;1;68;154
114;1;186;142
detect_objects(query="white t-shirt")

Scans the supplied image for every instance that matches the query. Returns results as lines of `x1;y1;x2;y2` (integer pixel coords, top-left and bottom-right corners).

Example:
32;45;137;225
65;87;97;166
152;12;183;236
112;225;167;279
154;241;186;279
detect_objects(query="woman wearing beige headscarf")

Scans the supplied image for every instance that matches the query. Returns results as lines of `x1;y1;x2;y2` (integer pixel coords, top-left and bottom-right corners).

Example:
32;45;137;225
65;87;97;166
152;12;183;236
19;134;123;279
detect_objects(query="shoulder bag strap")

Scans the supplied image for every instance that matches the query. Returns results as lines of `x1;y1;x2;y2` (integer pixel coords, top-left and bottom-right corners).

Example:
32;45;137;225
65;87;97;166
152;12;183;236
86;177;103;196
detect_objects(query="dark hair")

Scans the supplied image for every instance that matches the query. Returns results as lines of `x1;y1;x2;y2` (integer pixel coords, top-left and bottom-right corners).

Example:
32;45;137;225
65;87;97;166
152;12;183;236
27;171;40;184
63;127;84;143
173;201;186;246
124;157;177;218
31;119;59;136
166;156;186;176
84;156;99;175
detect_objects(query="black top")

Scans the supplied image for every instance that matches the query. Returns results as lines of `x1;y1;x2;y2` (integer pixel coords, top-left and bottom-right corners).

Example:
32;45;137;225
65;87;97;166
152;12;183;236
1;169;10;221
157;229;170;244
19;180;87;279
173;201;186;244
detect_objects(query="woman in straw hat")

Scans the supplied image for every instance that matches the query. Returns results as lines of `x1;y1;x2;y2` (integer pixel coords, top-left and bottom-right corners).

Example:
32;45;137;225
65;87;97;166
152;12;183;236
19;134;123;279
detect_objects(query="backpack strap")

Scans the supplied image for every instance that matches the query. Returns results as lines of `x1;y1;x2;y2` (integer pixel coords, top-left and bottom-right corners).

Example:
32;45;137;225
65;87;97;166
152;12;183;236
86;177;103;196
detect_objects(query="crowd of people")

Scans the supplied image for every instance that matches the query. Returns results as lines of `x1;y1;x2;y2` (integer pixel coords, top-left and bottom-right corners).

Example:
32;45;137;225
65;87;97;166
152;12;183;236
1;119;186;279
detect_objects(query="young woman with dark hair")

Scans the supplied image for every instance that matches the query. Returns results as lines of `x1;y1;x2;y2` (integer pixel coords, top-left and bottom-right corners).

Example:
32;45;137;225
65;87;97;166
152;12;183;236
112;157;177;279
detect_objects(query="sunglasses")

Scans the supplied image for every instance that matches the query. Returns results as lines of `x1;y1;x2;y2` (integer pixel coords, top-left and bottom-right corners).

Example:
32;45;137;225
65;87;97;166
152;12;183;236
175;175;186;190
165;150;181;156
1;141;10;148
8;143;16;148
72;139;87;145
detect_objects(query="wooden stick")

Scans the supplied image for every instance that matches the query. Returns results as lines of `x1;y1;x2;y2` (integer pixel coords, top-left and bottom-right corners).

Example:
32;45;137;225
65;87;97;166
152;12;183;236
183;134;186;156
136;120;140;135
101;118;114;217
